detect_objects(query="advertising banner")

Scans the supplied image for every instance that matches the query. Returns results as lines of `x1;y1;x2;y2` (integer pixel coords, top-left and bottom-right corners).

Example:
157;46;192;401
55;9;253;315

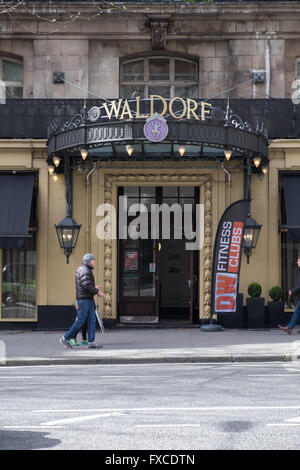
211;199;250;315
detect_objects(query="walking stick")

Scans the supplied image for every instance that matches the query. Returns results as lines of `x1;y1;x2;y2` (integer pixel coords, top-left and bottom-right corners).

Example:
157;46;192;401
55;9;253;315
95;306;105;334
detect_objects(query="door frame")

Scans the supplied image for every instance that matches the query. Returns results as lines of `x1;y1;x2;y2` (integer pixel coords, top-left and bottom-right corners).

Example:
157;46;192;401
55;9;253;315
103;172;213;324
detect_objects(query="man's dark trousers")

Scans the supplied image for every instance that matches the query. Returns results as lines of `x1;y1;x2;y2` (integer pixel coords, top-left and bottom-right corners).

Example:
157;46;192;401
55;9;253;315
64;299;96;343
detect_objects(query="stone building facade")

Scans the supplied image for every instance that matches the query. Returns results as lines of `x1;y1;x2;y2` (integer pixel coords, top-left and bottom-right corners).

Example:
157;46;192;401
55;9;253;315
0;0;300;328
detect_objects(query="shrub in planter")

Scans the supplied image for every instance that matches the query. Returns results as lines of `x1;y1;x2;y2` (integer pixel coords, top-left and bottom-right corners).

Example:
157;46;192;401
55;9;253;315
246;282;265;328
267;285;284;328
248;282;262;298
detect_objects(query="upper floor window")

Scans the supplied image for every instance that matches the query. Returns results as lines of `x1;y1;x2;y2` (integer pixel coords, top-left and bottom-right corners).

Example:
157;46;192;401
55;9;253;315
120;56;198;99
0;58;23;98
296;58;300;81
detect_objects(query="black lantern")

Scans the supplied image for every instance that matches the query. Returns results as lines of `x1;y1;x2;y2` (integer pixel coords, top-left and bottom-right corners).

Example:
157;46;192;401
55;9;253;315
242;214;262;264
55;216;81;264
54;156;81;264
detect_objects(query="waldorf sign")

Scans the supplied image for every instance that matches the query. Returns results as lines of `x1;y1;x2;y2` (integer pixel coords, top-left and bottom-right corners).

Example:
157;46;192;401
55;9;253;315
87;95;213;122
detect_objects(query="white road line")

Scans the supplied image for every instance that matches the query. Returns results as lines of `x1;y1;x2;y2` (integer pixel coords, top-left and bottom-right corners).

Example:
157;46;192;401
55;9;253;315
267;416;300;427
34;406;300;413
247;374;300;377
135;424;202;428
42;412;123;426
286;416;300;422
2;425;64;429
267;424;300;427
97;375;173;378
2;362;285;370
0;376;33;379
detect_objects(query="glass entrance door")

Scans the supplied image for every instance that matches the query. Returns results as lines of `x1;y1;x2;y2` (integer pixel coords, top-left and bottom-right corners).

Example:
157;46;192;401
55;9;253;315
158;186;197;323
118;186;198;324
119;187;159;323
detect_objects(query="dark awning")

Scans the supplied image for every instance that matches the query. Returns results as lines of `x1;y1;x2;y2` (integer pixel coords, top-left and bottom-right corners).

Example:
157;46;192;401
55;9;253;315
0;174;34;249
282;176;300;240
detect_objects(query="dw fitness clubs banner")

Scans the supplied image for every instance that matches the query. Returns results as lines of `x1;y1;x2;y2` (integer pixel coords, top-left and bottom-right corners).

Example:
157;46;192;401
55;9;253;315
211;199;250;315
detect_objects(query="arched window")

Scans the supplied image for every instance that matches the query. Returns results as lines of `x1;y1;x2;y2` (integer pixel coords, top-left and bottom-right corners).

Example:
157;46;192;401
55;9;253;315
120;55;198;99
0;57;23;98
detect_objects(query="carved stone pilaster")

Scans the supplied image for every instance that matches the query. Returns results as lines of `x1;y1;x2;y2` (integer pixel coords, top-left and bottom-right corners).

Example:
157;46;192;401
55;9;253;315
103;173;213;320
203;179;213;319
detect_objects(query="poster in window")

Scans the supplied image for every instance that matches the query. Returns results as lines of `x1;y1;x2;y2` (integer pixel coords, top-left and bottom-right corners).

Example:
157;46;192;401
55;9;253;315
124;251;138;271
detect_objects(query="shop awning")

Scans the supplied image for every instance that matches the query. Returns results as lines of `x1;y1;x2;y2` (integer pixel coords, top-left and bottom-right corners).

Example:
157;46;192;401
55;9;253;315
282;176;300;240
0;174;34;249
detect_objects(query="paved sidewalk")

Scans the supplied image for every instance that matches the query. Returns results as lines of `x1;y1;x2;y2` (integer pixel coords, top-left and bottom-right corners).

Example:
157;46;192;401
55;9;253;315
1;327;300;366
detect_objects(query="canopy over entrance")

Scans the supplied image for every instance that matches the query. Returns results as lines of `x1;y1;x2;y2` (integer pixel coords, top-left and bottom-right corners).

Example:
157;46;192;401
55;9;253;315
47;97;269;170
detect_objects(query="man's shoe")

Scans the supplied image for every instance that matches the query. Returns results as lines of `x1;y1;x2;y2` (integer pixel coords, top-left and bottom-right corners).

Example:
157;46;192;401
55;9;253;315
278;325;292;334
88;342;103;349
69;338;79;347
59;336;73;349
81;340;88;346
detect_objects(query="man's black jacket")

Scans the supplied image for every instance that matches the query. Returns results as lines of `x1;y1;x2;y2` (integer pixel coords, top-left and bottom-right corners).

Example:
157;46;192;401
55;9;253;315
75;263;99;299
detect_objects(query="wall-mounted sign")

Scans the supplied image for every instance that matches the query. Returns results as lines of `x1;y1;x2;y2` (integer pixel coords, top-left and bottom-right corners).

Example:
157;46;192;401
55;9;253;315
88;95;212;123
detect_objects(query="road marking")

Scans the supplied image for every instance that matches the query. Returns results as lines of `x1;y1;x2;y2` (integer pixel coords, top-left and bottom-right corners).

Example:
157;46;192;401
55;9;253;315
135;424;201;428
42;412;123;426
286;417;300;423
2;362;285;370
35;406;300;413
267;416;300;427
0;376;33;379
3;425;64;429
247;374;300;377
96;376;174;379
267;423;300;427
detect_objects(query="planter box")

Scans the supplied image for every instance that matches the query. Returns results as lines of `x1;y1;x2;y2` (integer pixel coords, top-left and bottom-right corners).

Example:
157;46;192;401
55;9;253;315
246;297;265;329
36;305;76;330
219;293;244;329
267;301;285;328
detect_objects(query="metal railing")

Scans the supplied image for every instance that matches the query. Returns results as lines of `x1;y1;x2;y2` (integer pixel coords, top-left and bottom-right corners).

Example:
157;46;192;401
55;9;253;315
0;98;298;140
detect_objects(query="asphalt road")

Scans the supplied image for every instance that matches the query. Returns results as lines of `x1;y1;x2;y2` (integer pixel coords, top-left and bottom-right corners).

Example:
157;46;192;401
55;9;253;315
1;362;300;451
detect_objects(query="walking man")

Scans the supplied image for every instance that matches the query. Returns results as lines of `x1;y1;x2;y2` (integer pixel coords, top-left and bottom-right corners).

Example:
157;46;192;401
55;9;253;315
59;253;106;349
279;256;300;334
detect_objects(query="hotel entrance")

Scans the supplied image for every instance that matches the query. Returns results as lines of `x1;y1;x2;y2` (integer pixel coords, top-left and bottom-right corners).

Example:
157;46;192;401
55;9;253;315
118;186;199;324
46;97;269;328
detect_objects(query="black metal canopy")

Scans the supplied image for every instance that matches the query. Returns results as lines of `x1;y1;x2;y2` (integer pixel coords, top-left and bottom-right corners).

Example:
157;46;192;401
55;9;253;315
47;98;269;168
